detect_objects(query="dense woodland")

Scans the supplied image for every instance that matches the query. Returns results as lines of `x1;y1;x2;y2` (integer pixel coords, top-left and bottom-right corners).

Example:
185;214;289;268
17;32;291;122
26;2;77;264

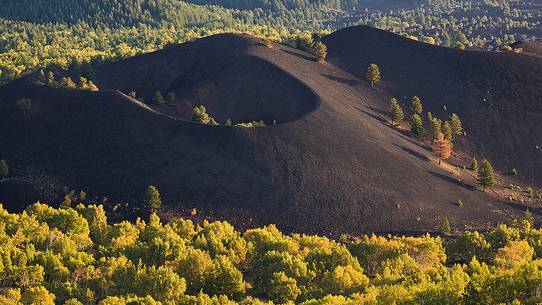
0;0;539;84
2;201;542;304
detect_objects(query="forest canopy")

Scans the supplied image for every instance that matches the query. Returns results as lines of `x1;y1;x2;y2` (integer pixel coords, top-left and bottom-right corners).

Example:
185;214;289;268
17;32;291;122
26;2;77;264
0;0;539;85
1;202;542;304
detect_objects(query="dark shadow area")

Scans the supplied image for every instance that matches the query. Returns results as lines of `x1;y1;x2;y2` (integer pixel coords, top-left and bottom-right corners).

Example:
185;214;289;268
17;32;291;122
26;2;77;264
499;200;542;216
429;171;476;191
355;106;431;152
0;179;40;213
280;48;316;61
395;144;430;161
322;74;360;86
356;107;387;124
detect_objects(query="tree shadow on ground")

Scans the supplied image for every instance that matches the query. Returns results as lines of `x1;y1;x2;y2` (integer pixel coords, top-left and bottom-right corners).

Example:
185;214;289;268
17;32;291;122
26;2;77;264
499;199;542;216
429;171;476;191
395;144;430;161
321;74;360;86
280;48;316;61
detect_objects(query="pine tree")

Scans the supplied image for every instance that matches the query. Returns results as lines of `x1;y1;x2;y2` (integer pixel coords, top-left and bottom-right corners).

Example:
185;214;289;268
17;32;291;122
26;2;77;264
167;92;176;104
450;113;463;139
47;71;56;86
388;98;404;126
431;118;442;142
88;81;99;91
442;121;453;142
15;98;32;117
153;91;165;104
313;41;327;62
146;185;162;213
427;112;433;123
410;96;423;115
470;158;478;171
442;217;452;235
477;159;496;191
60;77;77;88
0;159;8;180
432;132;452;165
192;105;218;125
411;114;424;137
365;63;381;87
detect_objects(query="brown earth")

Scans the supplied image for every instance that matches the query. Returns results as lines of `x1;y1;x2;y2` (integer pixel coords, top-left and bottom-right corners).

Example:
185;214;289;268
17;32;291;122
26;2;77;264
0;27;540;235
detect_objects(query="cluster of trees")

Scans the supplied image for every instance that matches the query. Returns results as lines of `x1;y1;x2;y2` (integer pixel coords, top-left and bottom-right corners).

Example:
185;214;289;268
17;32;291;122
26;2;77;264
1;0;538;86
343;1;540;51
1;201;542;304
387;96;500;191
388;96;462;142
39;71;99;91
192;105;266;128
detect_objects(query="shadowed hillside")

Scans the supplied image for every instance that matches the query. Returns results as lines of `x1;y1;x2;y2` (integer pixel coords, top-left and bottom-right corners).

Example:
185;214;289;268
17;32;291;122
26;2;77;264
0;31;537;235
324;26;542;186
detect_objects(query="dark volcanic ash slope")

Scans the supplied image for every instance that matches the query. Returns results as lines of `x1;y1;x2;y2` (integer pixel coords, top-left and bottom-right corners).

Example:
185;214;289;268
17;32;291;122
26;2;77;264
0;33;530;234
323;26;542;186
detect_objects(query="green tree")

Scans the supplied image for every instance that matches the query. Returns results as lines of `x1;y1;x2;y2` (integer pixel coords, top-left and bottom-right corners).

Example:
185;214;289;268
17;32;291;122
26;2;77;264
410;96;423;115
411;114;424;137
442;217;452;235
431;118;442;142
313;41;327;62
477;159;496;191
0;159;8;180
365;63;381;87
268;272;300;304
146;185;162;213
60;77;77;88
167;92;176;104
224;118;233;126
427;112;433;123
153;91;165;104
389;98;404;126
21;286;55;305
450;113;463;138
442;120;453;142
192;105;218;125
15;98;32;116
471;158;478;171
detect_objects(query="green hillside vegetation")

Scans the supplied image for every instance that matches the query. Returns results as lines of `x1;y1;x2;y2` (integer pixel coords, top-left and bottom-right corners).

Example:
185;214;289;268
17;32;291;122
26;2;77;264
0;0;539;85
1;201;542;304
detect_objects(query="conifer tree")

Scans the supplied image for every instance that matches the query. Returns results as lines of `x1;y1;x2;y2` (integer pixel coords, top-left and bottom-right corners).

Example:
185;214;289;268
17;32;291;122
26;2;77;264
192;105;218;125
15;98;32;117
313;41;327;62
388;98;404;126
431;118;442;142
470;158;478;171
411;114;424;137
60;77;77;88
153;91;165;104
432;132;452;165
146;185;162;213
167;92;176;104
47;71;56;86
88;81;99;91
442;121;453;142
410;96;423;115
365;63;381;87
427;112;433;123
0;159;8;180
442;217;452;235
450;113;463;138
477;159;496;191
